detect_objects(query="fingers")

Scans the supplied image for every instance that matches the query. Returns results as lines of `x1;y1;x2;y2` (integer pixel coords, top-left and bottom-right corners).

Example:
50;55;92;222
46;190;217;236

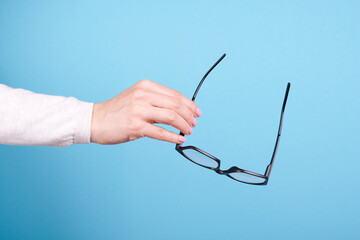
143;124;186;144
144;107;193;136
136;80;202;117
127;79;204;144
145;91;197;128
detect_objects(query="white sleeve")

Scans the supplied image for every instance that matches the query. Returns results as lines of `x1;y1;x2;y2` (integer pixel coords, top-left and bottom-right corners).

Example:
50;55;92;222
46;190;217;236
0;83;94;147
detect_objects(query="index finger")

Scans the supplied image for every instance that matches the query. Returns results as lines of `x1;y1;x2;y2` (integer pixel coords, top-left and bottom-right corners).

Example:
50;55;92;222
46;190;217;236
137;80;202;117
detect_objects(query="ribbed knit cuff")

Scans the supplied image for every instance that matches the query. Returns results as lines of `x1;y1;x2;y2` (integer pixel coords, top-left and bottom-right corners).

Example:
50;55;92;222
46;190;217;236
73;102;94;144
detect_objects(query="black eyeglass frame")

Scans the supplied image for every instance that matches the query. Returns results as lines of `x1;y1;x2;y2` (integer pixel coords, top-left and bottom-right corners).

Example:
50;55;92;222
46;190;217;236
175;53;291;185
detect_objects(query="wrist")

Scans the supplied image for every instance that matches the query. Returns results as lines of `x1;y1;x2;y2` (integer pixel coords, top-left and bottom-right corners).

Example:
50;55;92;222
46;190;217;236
90;102;103;144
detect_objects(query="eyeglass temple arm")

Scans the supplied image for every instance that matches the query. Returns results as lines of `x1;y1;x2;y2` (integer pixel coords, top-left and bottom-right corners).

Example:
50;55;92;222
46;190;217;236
191;53;226;101
265;82;291;178
178;53;227;139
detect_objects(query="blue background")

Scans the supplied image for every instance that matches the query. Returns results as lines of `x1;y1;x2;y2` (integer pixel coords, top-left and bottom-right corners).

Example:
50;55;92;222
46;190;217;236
1;0;359;239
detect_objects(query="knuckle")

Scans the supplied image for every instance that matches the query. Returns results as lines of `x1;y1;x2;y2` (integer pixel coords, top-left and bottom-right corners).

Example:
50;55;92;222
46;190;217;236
127;119;142;132
167;111;177;124
133;88;145;99
171;98;182;109
158;128;168;140
192;103;198;112
137;79;152;87
128;135;139;141
187;114;194;125
128;128;145;141
173;90;182;97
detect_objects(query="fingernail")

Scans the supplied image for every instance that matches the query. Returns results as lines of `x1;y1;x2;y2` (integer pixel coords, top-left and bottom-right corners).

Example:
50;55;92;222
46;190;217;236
195;107;202;117
188;127;193;135
192;118;197;127
179;136;186;142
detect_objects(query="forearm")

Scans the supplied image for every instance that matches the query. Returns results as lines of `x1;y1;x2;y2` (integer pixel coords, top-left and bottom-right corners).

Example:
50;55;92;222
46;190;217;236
0;84;93;147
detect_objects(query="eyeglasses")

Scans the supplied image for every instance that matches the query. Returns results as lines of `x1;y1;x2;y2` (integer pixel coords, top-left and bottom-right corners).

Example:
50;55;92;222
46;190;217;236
175;54;291;185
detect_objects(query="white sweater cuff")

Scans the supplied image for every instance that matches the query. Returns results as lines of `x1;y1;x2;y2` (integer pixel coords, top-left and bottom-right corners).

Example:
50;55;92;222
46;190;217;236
73;102;93;145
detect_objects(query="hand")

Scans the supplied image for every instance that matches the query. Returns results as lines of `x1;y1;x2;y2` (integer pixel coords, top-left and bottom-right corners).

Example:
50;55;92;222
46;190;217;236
90;80;202;145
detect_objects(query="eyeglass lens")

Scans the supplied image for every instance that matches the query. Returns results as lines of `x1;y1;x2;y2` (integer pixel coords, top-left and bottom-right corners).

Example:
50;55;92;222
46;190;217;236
182;148;266;184
228;172;266;184
181;148;219;169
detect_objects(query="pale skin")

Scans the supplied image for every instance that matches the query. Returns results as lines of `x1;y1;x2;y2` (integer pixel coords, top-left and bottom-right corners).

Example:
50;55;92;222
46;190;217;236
90;79;202;145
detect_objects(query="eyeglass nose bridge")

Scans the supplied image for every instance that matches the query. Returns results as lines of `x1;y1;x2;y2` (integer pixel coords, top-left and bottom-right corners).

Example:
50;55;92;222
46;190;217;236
213;166;241;176
214;168;225;175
